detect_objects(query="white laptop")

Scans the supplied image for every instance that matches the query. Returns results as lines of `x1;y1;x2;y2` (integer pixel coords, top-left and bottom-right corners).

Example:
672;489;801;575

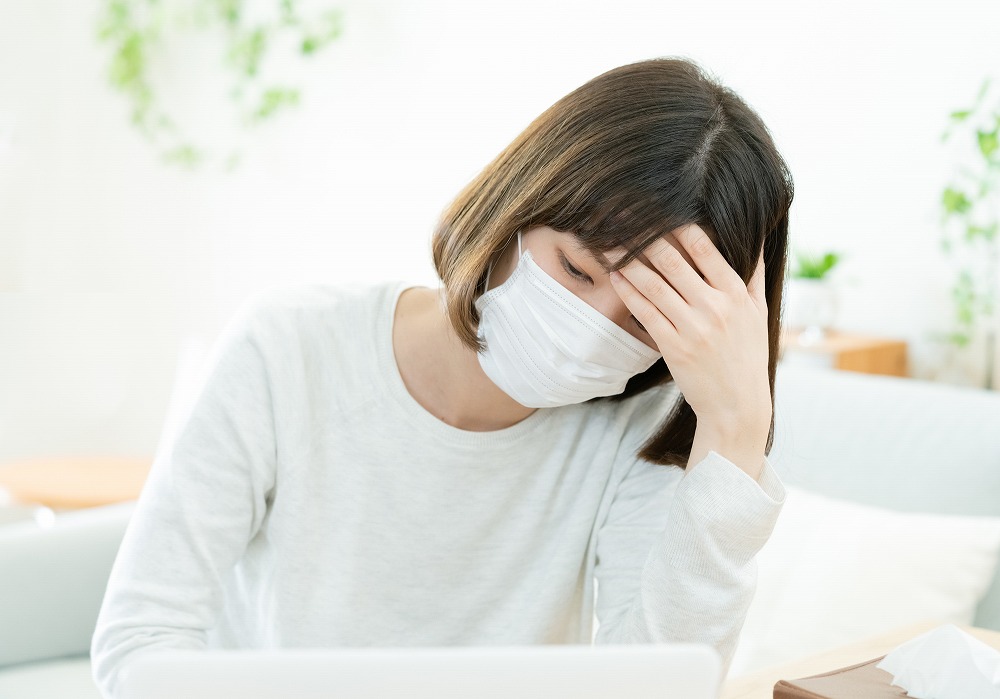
118;643;722;699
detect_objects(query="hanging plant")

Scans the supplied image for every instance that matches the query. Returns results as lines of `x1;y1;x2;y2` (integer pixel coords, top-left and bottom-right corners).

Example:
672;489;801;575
937;76;1000;388
96;0;344;169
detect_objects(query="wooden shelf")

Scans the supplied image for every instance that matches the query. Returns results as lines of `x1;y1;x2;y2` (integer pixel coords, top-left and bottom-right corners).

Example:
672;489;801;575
0;456;151;510
780;328;909;378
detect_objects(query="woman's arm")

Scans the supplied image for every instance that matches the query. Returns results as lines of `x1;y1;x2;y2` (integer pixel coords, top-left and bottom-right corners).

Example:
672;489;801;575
91;297;277;699
593;444;785;681
598;223;784;679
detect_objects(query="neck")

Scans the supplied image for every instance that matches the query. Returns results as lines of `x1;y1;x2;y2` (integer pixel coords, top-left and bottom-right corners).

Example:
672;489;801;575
392;286;538;432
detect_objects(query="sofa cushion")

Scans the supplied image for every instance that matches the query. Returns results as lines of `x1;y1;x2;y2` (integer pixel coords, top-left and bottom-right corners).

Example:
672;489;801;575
727;483;1000;677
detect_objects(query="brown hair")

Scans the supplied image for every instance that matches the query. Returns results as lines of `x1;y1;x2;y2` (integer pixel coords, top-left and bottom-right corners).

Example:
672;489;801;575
431;56;793;469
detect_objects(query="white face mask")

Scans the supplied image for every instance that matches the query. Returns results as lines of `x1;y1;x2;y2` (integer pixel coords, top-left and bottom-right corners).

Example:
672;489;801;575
474;231;662;408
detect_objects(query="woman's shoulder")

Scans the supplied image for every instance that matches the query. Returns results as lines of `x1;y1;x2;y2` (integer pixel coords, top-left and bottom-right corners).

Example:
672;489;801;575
206;281;405;372
222;281;405;341
240;280;405;320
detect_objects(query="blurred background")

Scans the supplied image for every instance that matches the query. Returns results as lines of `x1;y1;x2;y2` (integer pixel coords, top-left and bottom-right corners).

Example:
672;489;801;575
1;0;999;463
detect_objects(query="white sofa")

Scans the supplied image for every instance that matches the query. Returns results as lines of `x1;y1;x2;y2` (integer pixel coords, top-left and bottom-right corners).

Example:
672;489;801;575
2;364;1000;697
729;363;1000;676
0;500;134;698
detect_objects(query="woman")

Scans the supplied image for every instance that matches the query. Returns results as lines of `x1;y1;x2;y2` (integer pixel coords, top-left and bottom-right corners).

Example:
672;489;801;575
92;56;791;697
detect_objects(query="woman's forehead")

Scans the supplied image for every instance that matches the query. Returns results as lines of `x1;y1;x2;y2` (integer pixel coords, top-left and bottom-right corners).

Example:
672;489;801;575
580;231;695;272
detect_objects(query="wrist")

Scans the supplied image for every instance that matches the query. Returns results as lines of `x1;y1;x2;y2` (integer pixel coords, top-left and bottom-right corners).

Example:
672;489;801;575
688;415;770;482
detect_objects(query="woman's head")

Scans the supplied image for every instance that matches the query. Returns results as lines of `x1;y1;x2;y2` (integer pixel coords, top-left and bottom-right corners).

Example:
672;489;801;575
431;56;793;467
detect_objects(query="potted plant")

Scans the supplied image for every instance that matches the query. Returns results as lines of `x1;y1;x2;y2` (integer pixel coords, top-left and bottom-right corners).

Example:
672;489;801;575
785;249;842;345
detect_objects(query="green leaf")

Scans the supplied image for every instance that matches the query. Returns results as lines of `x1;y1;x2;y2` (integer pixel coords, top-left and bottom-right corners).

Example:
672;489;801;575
950;109;972;122
951;270;978;329
968;221;1000;243
948;330;971;347
110;31;145;89
978;128;999;159
215;0;241;27
791;250;840;279
253;87;301;121
942;187;973;215
966;224;987;241
280;0;301;25
97;0;130;40
161;144;203;168
300;8;344;55
976;76;992;105
229;27;269;77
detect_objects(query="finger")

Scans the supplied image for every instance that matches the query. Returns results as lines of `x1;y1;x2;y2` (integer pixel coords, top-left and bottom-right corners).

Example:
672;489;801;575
642;236;710;306
671;224;745;296
747;246;767;307
617;258;694;333
609;269;680;348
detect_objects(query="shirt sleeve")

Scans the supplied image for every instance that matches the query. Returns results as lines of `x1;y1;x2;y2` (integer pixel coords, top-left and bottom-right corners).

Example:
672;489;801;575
90;296;278;699
592;418;786;682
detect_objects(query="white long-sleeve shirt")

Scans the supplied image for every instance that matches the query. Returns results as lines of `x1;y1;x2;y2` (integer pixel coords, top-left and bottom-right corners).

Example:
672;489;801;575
91;281;787;698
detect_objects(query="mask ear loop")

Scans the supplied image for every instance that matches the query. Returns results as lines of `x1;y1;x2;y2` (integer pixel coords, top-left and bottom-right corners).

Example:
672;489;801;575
483;230;523;292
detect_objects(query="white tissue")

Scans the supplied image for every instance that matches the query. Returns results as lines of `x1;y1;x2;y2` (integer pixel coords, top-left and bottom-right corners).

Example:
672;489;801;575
876;623;1000;699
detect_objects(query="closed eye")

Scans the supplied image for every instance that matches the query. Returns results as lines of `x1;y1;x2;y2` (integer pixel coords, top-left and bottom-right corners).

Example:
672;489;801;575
559;252;593;284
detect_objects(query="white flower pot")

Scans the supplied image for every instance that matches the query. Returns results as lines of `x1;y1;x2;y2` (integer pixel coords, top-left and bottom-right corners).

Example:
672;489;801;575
785;278;838;338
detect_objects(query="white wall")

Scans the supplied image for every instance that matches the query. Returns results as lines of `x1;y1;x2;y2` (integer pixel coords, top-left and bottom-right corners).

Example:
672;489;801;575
1;0;998;461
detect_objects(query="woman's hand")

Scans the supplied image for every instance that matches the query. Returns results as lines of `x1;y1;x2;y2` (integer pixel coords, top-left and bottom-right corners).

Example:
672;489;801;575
608;224;772;476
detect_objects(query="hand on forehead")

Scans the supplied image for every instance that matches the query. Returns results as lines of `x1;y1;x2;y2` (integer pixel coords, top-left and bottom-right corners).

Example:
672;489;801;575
600;224;708;279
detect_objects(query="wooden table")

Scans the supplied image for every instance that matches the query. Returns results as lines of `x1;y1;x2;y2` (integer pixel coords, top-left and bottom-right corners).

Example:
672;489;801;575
721;618;1000;698
780;328;909;377
0;456;151;510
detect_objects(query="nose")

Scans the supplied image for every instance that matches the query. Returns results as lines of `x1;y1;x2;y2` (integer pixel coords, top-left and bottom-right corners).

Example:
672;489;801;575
588;291;631;328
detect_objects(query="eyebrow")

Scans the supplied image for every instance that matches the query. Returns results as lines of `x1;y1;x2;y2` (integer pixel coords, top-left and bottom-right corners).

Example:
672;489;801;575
593;254;614;273
566;242;615;273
